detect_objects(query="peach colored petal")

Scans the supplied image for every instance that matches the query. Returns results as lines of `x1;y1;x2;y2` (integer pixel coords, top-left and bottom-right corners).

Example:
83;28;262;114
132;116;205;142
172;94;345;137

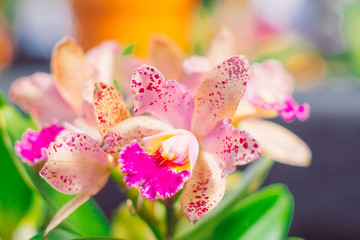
9;72;77;124
51;37;94;113
239;118;311;166
40;132;110;194
93;82;130;138
180;151;226;224
101;116;173;158
192;55;250;137
148;34;185;81
207;27;236;67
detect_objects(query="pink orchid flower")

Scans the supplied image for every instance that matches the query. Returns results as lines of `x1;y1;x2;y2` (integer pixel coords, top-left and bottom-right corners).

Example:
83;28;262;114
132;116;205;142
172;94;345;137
10;38;122;131
182;28;311;167
102;55;261;223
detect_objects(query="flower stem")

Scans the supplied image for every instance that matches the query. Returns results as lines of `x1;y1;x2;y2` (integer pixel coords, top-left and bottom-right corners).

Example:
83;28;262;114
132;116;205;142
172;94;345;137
165;198;177;240
111;169;164;240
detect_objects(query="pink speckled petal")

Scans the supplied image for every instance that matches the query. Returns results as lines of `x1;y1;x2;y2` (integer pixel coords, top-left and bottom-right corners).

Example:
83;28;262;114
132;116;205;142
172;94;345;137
86;40;121;85
40;132;110;194
101;116;173;157
15;123;64;165
149;34;184;81
207;28;236;66
192;56;250;137
119;141;190;200
44;172;109;236
180;151;226;224
131;65;194;130
239;118;311;166
9;73;77;124
202;118;261;177
93;82;130;137
51;38;94;114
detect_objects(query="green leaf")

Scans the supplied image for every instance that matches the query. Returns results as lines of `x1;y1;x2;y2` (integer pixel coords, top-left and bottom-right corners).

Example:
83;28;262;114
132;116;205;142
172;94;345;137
30;229;82;240
0;111;33;240
70;238;125;240
343;2;360;77
0;92;110;236
110;201;157;240
121;44;136;57
176;157;274;240
212;184;294;240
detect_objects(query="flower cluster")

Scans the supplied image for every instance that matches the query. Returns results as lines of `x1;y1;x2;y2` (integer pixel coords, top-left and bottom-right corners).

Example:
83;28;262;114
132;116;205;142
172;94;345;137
11;32;310;233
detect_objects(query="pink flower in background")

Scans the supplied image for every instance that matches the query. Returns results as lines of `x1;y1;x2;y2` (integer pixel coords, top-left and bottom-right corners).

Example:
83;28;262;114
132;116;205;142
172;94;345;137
102;55;261;223
242;59;310;122
182;28;311;167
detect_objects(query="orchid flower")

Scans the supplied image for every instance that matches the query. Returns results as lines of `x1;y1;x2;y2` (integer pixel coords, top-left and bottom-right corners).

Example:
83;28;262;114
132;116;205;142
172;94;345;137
101;55;261;223
182;28;311;167
9;37;122;132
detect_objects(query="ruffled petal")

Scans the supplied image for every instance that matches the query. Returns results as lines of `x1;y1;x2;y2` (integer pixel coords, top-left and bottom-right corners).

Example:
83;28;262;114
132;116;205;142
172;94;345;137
86;40;121;85
51;37;94;113
9;73;77;124
131;65;194;130
119;141;190;200
180;151;226;224
149;34;184;81
101;116;173;157
192;56;250;137
201;118;261;177
207;27;236;67
40;132;110;194
15;123;65;165
239;118;311;166
278;97;310;122
93;82;130;137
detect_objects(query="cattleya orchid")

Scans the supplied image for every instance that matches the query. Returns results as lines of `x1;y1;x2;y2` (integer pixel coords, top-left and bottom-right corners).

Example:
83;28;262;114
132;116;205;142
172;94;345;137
181;28;311;167
101;55;261;223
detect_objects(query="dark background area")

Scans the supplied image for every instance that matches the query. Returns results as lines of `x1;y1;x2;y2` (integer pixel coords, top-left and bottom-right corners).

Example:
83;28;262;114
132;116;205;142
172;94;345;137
1;60;359;240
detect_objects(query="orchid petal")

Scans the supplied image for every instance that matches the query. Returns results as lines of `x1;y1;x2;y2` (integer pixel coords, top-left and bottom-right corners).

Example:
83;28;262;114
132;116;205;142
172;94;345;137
202;118;261;177
15;123;64;165
182;56;209;95
94;82;130;137
44;173;109;236
143;129;199;173
40;132;110;194
180;151;226;224
9;73;77;124
86;40;121;85
115;56;143;99
131;65;194;129
51;38;94;113
239;118;311;166
207;27;236;66
149;34;184;81
119;141;190;200
101;116;173;157
192;56;250;137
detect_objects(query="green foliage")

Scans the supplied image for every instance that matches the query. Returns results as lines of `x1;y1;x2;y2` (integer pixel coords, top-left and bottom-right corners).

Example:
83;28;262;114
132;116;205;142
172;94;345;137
0;92;110;237
343;2;360;77
0;105;33;239
111;202;157;240
121;44;136;57
30;229;82;240
211;184;293;240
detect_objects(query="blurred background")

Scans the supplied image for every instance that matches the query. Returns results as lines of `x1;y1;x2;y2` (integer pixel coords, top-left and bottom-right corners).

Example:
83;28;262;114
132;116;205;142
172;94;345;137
0;0;359;239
